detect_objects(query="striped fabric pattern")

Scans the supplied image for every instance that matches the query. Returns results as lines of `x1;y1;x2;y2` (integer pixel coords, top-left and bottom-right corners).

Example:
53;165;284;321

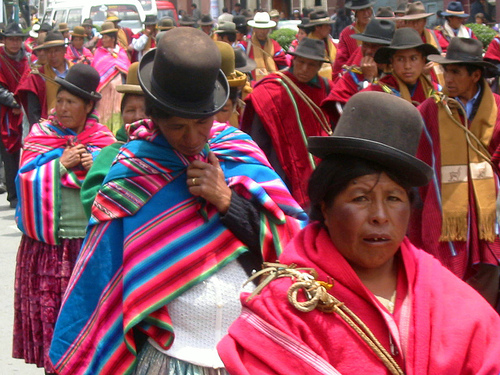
92;46;131;92
16;111;116;245
50;121;307;374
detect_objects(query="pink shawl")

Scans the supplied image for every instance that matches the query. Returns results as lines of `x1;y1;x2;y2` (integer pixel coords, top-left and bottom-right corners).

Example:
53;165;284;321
91;46;130;91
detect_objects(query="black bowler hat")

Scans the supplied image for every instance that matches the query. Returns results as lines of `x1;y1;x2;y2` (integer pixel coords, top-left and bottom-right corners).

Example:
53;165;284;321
55;64;102;101
305;10;334;27
345;0;375;10
374;27;439;64
350;19;395;45
1;22;28;38
234;46;256;73
198;14;214;26
138;27;229;119
287;37;330;63
428;37;499;76
308;91;432;187
144;15;158;26
179;15;196;26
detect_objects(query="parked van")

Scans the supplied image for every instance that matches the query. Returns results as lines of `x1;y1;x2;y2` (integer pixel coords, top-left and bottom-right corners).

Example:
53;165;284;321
139;0;178;23
42;0;146;34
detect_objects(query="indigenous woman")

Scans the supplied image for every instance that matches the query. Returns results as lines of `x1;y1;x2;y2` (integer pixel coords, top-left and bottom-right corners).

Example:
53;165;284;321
13;64;116;373
92;21;131;133
65;26;93;65
363;28;440;106
50;28;306;375
81;61;146;219
218;92;500;374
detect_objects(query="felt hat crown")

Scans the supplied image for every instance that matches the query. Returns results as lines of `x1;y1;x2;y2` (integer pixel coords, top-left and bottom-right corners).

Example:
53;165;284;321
374;27;439;64
179;15;196;26
269;9;280;18
345;0;375;10
138;27;228;119
215;41;247;88
232;15;246;27
144;15;158;25
157;17;175;30
394;3;406;15
428;37;498;74
216;22;237;33
116;62;143;94
58;23;69;32
400;1;434;20
55;64;102;101
218;13;234;24
100;21;119;34
351;18;395;45
305;10;334;27
71;26;86;38
297;17;310;30
375;6;395;19
234;46;256;73
248;12;276;28
39;23;53;32
106;12;122;22
287;37;330;63
198;14;214;26
442;1;469;17
308;91;432;187
33;30;66;50
1;22;27;38
82;18;93;26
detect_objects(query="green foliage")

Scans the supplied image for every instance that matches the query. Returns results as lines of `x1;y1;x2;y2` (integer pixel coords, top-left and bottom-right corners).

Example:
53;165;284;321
270;28;296;51
465;23;498;50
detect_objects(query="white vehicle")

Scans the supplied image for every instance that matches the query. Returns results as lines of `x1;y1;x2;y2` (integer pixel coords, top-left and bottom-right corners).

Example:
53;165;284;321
42;0;146;33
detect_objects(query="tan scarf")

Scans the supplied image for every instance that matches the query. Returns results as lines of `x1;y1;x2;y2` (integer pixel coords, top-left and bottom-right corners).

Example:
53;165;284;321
437;83;498;242
250;34;277;82
443;21;470;40
381;74;435;104
423;29;445;87
117;28;129;51
307;32;337;80
42;61;74;113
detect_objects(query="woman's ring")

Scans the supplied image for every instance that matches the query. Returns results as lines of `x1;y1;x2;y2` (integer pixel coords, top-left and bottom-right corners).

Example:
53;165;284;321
192;178;197;186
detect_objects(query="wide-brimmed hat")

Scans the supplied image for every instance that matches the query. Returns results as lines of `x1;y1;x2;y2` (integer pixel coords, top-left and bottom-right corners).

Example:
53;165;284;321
375;6;395;19
374;27;439;64
394;3;406;16
116;62;143;94
345;0;375;11
138;27;229;119
234;46;256;73
248;12;276;28
216;41;247;88
55;64;102;101
106;12;122;22
351;19;394;45
33;30;66;50
1;22;28;38
179;15;196;26
218;13;234;24
71;26;86;38
82;18;93;26
400;1;434;20
269;9;280;18
144;15;157;26
58;22;69;32
157;17;175;30
308;91;432;187
215;22;237;34
288;37;330;63
198;14;214;26
442;1;468;18
100;21;119;34
305;10;334;27
29;23;40;38
428;37;498;73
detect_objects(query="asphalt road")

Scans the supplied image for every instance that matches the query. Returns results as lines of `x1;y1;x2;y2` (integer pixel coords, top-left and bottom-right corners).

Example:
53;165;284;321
0;193;44;374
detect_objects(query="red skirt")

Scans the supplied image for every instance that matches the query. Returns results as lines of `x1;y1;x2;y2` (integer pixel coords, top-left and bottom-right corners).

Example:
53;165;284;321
12;235;82;373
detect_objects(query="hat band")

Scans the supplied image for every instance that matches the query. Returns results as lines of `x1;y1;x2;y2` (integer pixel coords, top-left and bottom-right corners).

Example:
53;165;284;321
445;10;465;15
254;20;272;24
310;17;330;23
446;51;483;62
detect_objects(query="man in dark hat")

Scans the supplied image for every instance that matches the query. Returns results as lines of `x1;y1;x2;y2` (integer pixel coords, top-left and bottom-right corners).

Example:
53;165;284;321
131;14;158;62
17;31;73;127
241;37;332;208
435;1;477;52
215;21;237;46
0;23;31;207
321;18;395;125
305;10;336;80
233;15;248;45
332;0;375;78
198;14;216;39
82;18;99;50
50;27;305;375
362;27;439;106
242;11;287;82
412;37;500;309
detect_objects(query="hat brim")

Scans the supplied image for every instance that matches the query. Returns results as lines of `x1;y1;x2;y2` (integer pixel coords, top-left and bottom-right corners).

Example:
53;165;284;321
100;28;119;34
247;20;276;28
304;19;335;27
375;43;439;64
427;54;499;75
287;50;330;63
236;58;257;73
33;40;66;50
71;33;86;38
138;48;229;119
198;21;215;26
116;84;144;94
308;136;432;187
345;1;375;10
55;76;102;101
350;33;392;45
399;12;434;20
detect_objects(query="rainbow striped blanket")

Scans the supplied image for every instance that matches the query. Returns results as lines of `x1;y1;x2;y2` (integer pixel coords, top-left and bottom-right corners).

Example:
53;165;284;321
92;46;130;92
15;111;116;245
50;121;307;374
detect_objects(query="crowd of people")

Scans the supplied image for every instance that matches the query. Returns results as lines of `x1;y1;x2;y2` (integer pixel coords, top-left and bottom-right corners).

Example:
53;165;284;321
1;1;500;374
